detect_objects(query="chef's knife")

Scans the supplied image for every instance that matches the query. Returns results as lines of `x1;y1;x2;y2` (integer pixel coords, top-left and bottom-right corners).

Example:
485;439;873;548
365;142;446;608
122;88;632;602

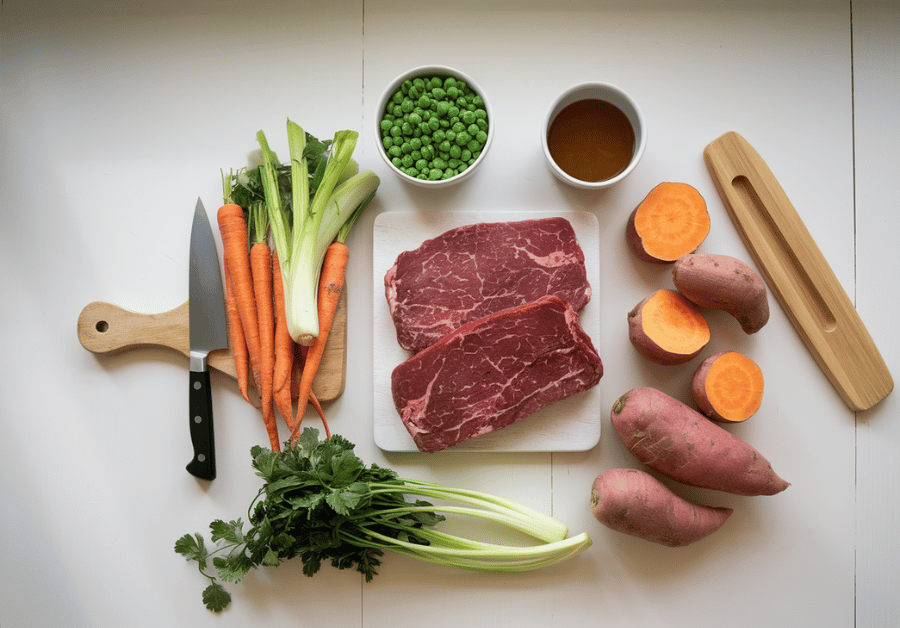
187;198;228;480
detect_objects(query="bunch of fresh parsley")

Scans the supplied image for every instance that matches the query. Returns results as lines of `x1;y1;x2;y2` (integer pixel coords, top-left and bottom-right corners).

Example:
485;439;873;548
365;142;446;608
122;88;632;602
176;428;591;612
175;428;441;612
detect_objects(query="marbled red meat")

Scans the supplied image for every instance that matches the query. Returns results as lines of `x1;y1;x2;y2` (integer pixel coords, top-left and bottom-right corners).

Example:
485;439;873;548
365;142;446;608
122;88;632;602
384;217;591;353
391;295;602;453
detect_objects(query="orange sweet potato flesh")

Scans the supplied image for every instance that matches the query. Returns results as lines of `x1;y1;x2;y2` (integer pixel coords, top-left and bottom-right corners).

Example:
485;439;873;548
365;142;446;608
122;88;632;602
628;289;710;365
673;253;769;334
591;468;733;547
611;387;789;496
626;182;710;263
692;351;765;423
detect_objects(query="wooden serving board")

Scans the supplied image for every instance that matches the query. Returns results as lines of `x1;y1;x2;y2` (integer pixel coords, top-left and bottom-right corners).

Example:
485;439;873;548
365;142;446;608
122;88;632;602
77;290;347;402
704;131;892;411
372;210;602;453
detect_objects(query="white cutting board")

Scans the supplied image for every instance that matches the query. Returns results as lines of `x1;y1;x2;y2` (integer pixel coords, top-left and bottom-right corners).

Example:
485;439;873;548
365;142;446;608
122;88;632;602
372;210;602;453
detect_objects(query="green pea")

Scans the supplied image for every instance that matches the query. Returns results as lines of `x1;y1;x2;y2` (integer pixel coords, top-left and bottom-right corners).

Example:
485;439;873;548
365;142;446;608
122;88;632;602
428;117;440;131
416;158;428;171
428;168;442;180
429;77;442;89
388;145;402;157
417;94;431;108
400;141;412;154
432;87;446;100
449;144;462;159
451;121;465;134
446;130;456;142
401;99;414;113
455;131;471;146
476;130;487;145
439;140;451;153
382;136;393;150
436;101;450;117
433;129;446;143
392;157;402;167
392;90;404;104
475;109;487;120
408;112;422;126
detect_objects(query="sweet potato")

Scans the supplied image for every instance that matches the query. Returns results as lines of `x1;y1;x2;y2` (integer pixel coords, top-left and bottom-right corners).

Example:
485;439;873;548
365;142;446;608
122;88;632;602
626;182;710;263
673;253;769;334
692;351;764;423
628;289;710;365
610;387;789;496
591;468;733;547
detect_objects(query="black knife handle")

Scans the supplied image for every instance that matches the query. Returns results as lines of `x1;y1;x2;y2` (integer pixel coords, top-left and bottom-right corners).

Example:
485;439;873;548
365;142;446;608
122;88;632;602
186;369;216;481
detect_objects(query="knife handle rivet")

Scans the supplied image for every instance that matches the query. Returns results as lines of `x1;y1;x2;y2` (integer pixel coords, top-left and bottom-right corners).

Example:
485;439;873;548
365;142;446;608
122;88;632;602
193;381;202;390
194;415;203;424
197;454;206;462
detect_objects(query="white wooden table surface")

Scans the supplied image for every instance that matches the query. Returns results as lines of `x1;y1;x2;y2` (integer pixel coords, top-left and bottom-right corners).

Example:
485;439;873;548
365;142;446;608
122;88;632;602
1;1;897;626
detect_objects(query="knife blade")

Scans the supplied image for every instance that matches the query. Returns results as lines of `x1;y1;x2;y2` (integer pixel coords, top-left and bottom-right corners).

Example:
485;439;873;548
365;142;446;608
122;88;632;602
187;198;228;480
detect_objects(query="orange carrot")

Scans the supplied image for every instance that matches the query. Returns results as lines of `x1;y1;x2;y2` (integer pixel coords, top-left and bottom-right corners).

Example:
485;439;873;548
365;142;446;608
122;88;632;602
289;241;348;444
250;239;279;452
224;257;252;404
272;251;294;394
272;251;295;429
217;204;262;392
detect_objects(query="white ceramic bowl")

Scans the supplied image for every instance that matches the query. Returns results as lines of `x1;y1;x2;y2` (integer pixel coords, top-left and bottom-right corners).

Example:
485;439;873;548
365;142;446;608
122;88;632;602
375;65;493;188
541;82;646;190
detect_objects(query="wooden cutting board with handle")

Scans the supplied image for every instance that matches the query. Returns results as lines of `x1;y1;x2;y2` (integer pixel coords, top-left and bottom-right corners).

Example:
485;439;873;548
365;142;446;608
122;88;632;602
704;131;892;412
77;289;347;402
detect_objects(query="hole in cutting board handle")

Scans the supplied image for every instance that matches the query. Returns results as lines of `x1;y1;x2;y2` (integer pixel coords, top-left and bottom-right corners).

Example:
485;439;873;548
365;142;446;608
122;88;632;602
731;175;838;333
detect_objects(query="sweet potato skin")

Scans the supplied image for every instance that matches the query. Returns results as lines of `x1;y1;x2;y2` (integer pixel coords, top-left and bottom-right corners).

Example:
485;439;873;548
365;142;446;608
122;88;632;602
628;290;709;366
591;468;733;547
673;253;770;334
610;387;789;496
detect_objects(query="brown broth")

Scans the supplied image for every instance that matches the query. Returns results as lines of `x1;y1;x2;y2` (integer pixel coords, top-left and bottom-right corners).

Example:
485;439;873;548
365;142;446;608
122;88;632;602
547;98;635;182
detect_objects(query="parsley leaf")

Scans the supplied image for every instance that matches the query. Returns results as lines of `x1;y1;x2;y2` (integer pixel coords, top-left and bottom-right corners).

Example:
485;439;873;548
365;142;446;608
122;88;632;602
202;582;231;613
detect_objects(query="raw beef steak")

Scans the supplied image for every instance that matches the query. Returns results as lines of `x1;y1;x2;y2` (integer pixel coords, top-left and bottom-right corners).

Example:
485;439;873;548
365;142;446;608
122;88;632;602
391;295;602;453
384;217;591;353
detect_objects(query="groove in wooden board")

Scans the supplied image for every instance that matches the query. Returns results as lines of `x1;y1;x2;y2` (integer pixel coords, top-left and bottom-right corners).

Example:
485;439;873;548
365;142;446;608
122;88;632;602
77;289;347;402
704;131;892;411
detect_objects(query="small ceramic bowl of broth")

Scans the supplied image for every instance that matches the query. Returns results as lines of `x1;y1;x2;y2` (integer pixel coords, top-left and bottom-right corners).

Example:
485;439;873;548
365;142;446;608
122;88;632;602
542;82;646;189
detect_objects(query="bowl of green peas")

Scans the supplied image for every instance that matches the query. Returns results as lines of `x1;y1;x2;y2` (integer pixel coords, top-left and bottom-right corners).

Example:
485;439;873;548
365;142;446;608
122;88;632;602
375;65;492;187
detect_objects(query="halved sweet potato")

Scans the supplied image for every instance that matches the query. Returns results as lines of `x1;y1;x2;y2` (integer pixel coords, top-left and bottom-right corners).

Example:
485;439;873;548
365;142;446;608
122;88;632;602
628;289;710;365
626;182;710;263
692;351;765;423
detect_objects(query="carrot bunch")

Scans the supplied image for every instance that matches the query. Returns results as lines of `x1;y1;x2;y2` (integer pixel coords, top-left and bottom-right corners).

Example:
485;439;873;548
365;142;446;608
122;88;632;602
217;173;333;450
